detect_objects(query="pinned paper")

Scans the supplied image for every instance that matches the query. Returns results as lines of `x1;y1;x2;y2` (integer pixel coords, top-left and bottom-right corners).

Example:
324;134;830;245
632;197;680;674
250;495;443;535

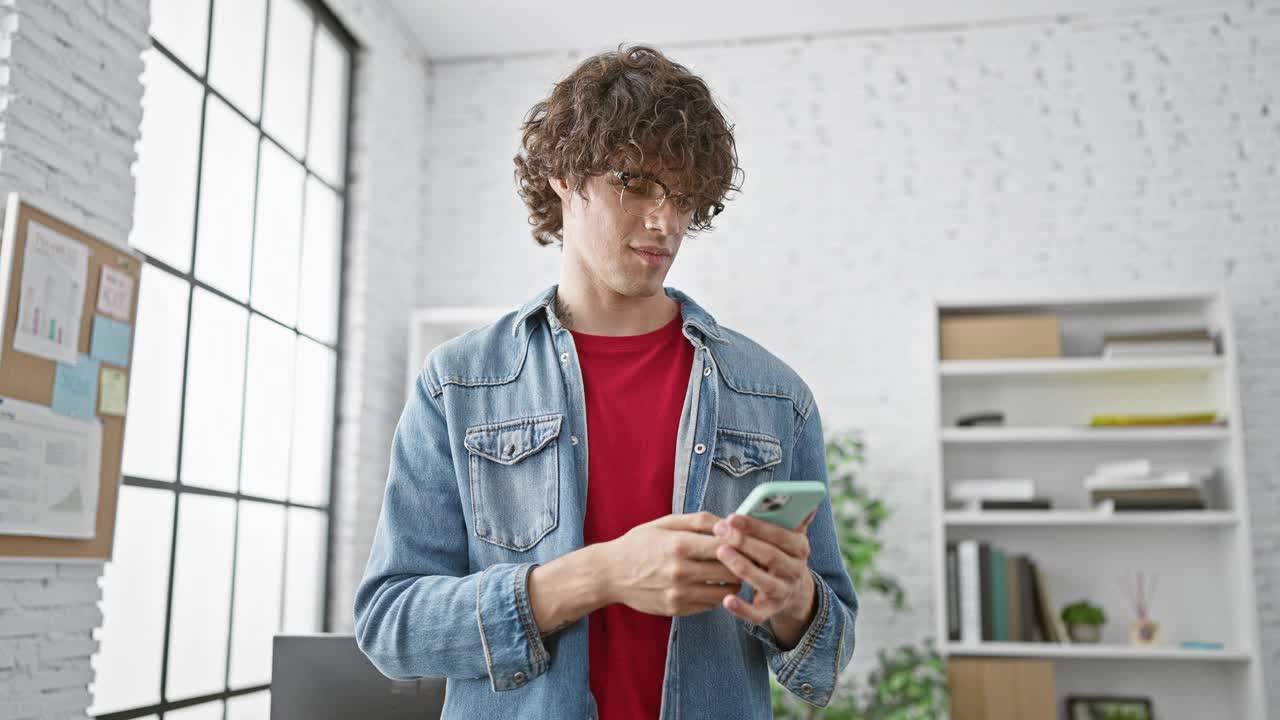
14;221;89;365
52;355;100;420
90;315;131;367
97;265;135;321
99;367;128;416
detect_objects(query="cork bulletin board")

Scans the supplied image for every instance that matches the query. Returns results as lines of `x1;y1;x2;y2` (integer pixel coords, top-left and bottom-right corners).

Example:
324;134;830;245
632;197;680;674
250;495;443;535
0;193;142;560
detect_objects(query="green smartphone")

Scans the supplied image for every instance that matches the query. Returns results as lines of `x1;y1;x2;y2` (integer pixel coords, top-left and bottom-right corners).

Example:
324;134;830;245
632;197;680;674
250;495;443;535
733;481;827;531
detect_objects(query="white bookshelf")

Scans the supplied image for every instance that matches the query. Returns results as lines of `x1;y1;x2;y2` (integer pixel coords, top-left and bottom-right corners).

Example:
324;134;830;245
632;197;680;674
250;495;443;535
943;509;1239;527
940;425;1231;443
928;291;1265;719
943;642;1252;663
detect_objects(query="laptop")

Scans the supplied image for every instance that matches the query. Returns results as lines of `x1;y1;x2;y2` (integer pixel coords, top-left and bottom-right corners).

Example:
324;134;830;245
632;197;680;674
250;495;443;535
271;633;446;720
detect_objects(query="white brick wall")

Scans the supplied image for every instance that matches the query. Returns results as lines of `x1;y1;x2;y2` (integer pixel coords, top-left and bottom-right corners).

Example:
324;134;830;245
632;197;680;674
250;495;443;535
409;1;1280;714
0;0;147;718
0;1;428;718
320;0;429;634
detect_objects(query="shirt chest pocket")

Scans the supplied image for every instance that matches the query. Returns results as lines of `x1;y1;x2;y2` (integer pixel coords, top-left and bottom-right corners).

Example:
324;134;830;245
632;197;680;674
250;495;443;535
705;428;783;514
463;413;562;552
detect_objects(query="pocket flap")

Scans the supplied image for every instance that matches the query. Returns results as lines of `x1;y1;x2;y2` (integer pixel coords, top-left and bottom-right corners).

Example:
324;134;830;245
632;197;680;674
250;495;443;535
464;414;563;465
712;429;782;478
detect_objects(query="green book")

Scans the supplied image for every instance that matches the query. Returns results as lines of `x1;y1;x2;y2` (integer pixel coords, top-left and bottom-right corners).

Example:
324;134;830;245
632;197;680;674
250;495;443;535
991;548;1008;641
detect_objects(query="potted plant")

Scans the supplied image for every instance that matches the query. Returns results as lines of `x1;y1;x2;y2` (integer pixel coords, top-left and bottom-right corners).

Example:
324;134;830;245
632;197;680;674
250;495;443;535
1061;600;1106;643
771;431;949;719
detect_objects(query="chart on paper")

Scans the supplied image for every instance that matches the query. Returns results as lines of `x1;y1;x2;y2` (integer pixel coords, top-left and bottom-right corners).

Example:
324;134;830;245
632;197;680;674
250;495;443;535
13;221;89;365
0;396;102;538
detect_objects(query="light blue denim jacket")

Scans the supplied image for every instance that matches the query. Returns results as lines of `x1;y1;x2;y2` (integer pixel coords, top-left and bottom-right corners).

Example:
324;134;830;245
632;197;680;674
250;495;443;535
354;284;858;719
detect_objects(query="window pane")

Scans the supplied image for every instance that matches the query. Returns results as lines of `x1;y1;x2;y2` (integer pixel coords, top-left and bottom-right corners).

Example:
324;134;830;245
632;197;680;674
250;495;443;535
307;26;348;187
150;0;209;75
90;486;174;715
289;338;334;505
228;501;285;688
283;507;327;633
166;494;236;700
167;700;224;720
240;316;295;499
181;289;248;492
251;142;304;325
261;0;313;158
208;0;267;119
122;266;189;481
298;176;341;343
195;94;258;301
227;690;271;720
131;49;202;272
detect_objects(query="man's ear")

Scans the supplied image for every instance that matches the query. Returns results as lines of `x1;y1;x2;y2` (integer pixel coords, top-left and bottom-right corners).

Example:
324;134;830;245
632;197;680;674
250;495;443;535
547;175;572;203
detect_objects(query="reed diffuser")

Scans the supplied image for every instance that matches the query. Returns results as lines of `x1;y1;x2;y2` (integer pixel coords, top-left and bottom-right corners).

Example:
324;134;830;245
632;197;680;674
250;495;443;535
1125;570;1160;646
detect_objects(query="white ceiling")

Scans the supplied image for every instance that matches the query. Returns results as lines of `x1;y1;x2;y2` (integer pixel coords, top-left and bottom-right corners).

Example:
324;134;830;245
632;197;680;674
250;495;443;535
387;0;1235;62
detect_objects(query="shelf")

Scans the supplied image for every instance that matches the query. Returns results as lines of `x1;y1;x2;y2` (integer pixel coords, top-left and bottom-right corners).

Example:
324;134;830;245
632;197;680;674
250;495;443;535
944;510;1238;527
944;641;1252;662
940;426;1229;444
939;356;1224;377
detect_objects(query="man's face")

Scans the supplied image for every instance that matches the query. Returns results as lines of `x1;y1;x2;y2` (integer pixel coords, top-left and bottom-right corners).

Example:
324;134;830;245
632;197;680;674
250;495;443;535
555;169;694;300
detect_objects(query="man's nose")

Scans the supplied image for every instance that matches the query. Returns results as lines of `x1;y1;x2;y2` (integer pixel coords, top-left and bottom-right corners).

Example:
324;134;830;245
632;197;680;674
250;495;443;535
647;199;685;236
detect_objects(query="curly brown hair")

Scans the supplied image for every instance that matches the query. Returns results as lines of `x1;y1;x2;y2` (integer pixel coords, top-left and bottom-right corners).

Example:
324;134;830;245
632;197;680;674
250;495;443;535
513;45;743;246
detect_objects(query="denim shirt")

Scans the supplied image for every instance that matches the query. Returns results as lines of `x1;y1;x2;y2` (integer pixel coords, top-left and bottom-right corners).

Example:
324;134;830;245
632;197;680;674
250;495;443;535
354;284;859;719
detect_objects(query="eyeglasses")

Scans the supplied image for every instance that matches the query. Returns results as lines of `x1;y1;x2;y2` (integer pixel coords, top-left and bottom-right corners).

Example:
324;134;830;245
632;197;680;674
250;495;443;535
613;170;725;222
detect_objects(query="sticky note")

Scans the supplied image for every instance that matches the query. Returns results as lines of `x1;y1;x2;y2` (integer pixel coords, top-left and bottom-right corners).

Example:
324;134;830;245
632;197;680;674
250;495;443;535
97;265;135;321
99;367;129;416
52;355;100;420
90;315;131;367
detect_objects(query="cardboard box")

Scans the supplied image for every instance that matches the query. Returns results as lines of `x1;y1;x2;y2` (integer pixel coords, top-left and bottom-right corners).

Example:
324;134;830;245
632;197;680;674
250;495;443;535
940;314;1062;360
948;658;1056;720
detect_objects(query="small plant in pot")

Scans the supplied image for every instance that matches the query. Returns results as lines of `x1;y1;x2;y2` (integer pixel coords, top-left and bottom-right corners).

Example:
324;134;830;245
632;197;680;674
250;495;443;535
1061;600;1106;643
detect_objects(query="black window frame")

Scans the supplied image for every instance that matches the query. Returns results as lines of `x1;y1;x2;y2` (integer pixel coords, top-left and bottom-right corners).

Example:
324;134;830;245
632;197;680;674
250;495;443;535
96;0;358;717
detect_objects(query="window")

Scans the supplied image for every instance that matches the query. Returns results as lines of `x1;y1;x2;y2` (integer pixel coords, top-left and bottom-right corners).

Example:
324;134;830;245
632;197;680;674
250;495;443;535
90;1;355;718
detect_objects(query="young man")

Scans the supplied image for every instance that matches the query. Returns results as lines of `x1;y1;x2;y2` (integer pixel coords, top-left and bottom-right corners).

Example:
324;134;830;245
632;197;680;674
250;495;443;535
355;46;858;719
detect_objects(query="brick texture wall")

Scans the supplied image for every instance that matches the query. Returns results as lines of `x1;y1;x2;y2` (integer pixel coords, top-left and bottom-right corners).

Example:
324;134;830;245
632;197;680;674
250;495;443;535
321;0;428;636
407;2;1280;713
0;0;428;718
0;1;147;718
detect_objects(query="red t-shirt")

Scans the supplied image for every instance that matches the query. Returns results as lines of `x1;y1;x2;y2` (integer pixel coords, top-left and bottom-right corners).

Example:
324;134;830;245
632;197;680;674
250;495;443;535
569;310;694;720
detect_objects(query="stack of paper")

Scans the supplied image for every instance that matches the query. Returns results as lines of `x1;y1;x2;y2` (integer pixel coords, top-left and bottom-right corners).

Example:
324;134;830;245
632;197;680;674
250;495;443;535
1101;328;1217;358
1085;459;1215;510
949;479;1051;511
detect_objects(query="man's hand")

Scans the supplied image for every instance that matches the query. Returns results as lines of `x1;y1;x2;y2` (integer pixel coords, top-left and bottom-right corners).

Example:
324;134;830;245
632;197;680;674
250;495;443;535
602;511;744;617
712;510;818;643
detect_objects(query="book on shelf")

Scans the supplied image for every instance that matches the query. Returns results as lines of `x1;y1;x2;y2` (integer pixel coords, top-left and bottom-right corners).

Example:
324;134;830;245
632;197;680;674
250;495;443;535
1084;459;1214;488
1031;560;1068;643
1101;328;1218;358
979;543;994;641
947;545;961;642
1104;328;1212;343
1006;554;1023;642
991;548;1008;641
1089;412;1220;427
1092;458;1153;477
1102;341;1216;358
968;498;1053;511
949;478;1035;502
957;541;982;644
1091;486;1206;511
949;540;1067;645
1084;460;1215;510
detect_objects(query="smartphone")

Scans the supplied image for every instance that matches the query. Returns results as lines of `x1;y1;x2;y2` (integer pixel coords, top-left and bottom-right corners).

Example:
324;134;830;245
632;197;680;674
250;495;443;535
733;481;827;531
